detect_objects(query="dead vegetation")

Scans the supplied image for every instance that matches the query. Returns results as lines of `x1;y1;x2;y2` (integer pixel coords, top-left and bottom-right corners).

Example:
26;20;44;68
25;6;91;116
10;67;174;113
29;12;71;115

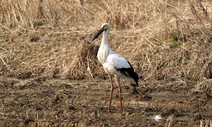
0;0;211;84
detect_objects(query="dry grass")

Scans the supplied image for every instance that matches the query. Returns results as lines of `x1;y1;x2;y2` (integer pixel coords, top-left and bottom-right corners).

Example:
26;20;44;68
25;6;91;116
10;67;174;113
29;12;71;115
200;120;212;127
165;114;174;127
0;0;211;82
192;79;212;94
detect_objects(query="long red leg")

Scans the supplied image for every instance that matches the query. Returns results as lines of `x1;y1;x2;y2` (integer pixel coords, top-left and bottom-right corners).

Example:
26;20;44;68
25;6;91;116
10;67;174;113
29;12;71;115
117;78;123;112
108;76;113;111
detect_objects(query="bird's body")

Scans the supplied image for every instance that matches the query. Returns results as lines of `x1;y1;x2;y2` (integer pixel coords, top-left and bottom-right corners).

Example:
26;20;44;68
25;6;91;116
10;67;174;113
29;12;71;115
92;23;139;112
102;53;138;86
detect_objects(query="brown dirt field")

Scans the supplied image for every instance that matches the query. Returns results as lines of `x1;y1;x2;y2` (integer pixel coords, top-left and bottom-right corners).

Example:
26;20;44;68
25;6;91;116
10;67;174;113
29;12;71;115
0;76;211;127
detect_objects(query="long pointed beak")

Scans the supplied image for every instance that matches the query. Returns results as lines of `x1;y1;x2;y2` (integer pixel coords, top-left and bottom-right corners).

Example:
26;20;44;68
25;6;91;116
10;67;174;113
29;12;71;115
92;27;105;41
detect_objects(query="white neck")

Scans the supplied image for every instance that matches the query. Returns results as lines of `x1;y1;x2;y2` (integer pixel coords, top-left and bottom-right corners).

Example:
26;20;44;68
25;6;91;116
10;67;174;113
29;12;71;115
97;28;111;64
101;29;109;45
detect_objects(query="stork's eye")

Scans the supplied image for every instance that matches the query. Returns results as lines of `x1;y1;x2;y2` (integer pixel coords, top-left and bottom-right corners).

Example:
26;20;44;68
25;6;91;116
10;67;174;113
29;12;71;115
103;25;107;30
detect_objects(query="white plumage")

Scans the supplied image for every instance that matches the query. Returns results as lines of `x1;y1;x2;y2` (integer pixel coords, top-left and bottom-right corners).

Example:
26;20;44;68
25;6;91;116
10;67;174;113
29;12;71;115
106;53;131;70
92;23;139;112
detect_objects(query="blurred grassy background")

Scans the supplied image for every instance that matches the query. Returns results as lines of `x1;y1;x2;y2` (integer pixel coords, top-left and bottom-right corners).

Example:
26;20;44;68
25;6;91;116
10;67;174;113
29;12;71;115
0;0;211;82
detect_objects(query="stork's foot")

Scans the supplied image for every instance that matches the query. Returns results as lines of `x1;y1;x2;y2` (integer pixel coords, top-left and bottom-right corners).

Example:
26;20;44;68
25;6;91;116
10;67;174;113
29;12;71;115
105;107;123;113
105;107;114;113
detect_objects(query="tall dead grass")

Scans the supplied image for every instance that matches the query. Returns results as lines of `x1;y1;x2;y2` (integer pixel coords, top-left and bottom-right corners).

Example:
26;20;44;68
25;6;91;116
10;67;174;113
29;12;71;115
0;0;211;82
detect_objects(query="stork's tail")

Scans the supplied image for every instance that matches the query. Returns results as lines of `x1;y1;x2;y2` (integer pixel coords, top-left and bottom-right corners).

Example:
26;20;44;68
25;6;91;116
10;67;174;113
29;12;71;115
130;71;139;87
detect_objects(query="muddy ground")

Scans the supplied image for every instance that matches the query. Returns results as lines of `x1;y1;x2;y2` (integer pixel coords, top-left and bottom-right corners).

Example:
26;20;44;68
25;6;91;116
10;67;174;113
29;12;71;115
0;76;211;127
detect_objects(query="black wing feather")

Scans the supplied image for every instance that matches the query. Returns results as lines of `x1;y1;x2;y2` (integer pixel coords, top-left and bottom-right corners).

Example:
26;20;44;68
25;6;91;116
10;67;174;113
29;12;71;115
115;61;139;86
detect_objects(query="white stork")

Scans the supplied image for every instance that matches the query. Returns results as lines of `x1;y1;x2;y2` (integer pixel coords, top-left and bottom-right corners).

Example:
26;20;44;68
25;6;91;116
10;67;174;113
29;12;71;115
92;23;139;112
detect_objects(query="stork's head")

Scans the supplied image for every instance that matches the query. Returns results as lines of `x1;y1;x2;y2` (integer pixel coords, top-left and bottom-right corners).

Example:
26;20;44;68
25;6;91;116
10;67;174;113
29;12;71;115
92;23;110;41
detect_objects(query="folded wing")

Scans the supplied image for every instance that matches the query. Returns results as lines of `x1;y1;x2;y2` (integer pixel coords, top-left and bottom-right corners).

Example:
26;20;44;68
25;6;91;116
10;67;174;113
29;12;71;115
106;53;139;86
